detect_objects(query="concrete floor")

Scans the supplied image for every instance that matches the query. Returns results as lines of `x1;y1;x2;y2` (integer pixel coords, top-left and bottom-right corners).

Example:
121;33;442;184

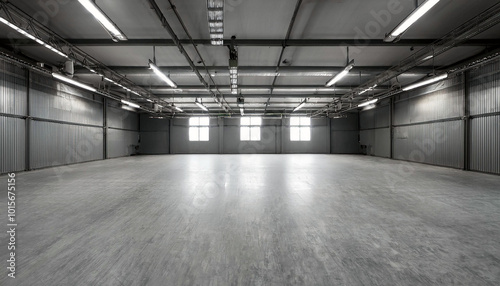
1;155;499;285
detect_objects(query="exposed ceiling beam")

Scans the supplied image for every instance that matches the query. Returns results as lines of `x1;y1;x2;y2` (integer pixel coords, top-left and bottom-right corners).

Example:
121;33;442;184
5;39;497;47
75;66;434;76
154;94;346;99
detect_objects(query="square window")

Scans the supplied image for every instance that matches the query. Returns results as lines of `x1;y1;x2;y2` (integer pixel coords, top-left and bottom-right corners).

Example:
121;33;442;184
290;117;311;141
189;117;210;141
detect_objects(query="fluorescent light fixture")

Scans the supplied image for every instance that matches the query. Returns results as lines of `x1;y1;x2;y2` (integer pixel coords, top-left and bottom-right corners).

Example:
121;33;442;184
358;98;379;108
207;0;224;45
403;73;448;91
325;60;355;87
121;99;140;109
173;105;183;112
149;60;177;88
195;99;209;111
146;99;153;103
78;0;127;41
52;73;96;92
0;17;68;58
384;0;440;42
359;84;378;95
293;99;307;112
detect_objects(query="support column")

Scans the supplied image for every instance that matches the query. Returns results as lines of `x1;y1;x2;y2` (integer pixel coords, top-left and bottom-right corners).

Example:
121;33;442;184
464;72;470;171
103;98;108;159
25;68;30;171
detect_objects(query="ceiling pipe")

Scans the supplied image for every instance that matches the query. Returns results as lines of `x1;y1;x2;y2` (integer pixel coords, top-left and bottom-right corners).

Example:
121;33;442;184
314;1;500;116
146;0;231;113
21;39;499;47
267;0;303;111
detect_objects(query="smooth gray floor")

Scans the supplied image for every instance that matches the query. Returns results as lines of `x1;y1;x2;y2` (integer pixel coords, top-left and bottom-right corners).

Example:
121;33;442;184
1;155;499;285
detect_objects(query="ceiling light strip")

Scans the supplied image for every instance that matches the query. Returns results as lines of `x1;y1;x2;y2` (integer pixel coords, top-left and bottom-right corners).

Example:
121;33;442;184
325;60;355;87
384;0;440;42
77;0;127;41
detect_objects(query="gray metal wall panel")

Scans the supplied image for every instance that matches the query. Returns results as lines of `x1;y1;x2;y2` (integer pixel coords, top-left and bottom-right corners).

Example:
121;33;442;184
394;77;464;125
331;131;360;154
170;118;219;154
30;121;103;169
139;132;169;154
140;114;169;131
393;121;464;169
282;125;329;153
469;59;500;115
107;105;139;130
360;128;390;158
30;73;103;126
0;60;27;116
331;113;358;131
223;125;277;154
107;129;139;158
470;115;500;174
0;116;25;173
360;105;390;130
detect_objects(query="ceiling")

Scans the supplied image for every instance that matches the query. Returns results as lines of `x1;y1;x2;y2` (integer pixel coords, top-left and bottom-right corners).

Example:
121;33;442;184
0;0;499;116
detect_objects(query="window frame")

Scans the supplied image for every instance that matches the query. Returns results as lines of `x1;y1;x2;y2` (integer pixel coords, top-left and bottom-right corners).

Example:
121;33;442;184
240;117;262;141
290;117;311;142
189;117;210;142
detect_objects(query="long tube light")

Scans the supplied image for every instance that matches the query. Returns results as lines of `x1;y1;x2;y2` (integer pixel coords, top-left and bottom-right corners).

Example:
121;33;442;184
358;98;378;108
403;73;448;91
325;60;354;87
121;99;140;109
384;0;440;42
52;73;96;92
173;105;183;112
149;60;177;88
0;17;68;58
78;0;127;41
293;99;307;112
195;99;209;111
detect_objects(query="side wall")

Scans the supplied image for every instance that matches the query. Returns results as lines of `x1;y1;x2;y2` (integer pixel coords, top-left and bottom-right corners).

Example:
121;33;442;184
140;116;360;155
358;58;500;174
0;59;139;174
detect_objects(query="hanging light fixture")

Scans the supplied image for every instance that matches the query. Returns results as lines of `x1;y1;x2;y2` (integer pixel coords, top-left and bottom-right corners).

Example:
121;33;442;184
403;73;448;91
78;0;127;42
384;0;441;42
325;60;354;87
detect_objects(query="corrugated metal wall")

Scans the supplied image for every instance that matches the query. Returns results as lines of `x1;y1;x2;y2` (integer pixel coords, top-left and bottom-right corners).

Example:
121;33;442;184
359;103;391;157
393;121;464;168
0;60;26;173
0;58;140;174
469;59;500;174
139;114;170;154
393;76;465;168
28;73;105;169
330;113;360;154
107;129;139;158
470;115;500;174
106;104;139;158
30;121;103;169
0;60;27;116
0;117;25;173
30;73;103;126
